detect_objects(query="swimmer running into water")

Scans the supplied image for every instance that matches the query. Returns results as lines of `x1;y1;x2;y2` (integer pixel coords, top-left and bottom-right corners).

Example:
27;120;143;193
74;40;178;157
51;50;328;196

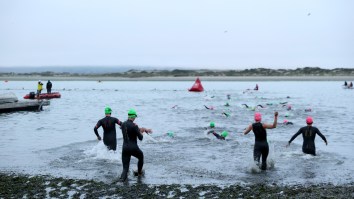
287;116;327;156
243;112;278;170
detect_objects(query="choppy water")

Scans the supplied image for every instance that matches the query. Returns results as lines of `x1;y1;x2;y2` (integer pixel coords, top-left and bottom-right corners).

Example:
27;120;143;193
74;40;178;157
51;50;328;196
0;80;353;185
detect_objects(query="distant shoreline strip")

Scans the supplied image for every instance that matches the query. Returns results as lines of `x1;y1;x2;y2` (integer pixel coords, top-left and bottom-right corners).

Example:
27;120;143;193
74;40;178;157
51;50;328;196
0;76;353;81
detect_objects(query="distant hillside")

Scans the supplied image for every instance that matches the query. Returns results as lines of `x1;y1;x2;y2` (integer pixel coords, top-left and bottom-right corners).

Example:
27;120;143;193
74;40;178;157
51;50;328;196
0;66;153;74
1;67;354;78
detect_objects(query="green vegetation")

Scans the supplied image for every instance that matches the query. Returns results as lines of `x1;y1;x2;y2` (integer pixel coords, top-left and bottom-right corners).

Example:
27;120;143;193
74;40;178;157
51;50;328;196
1;67;354;78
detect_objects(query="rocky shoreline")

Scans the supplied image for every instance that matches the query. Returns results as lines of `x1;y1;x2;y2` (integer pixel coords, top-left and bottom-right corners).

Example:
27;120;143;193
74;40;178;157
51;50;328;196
1;173;353;198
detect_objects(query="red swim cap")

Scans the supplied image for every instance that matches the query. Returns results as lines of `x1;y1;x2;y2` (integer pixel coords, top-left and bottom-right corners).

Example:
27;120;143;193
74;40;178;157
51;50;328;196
306;116;313;124
254;112;262;121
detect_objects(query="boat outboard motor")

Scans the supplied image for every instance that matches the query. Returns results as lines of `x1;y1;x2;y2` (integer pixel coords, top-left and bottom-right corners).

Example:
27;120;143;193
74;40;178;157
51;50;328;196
29;92;36;99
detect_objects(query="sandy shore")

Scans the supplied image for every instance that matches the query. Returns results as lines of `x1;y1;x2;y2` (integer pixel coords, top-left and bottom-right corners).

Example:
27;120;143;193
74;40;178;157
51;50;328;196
1;75;353;81
0;173;353;198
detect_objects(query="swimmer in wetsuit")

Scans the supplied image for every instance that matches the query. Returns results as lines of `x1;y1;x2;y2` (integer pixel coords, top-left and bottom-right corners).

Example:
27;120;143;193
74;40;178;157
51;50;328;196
243;111;278;170
208;130;228;140
206;122;228;140
287;116;327;156
94;107;122;151
120;109;152;182
283;119;293;125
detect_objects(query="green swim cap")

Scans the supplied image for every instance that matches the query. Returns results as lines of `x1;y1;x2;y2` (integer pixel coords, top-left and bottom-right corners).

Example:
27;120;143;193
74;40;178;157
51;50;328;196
221;131;228;138
105;107;112;114
210;122;215;128
167;131;174;137
128;109;137;118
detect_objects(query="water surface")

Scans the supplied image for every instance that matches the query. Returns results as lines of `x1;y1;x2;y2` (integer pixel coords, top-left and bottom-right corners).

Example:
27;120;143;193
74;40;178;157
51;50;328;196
0;80;353;185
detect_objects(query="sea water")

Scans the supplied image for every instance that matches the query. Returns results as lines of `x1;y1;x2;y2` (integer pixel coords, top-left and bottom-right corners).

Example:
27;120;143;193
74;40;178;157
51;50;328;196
0;80;353;185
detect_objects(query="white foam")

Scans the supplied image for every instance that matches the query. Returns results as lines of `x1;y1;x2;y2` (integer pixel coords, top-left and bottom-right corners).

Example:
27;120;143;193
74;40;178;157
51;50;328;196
83;142;121;162
143;133;159;143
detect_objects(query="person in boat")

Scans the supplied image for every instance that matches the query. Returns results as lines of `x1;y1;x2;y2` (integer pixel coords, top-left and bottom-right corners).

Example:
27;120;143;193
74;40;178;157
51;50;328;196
120;109;152;182
37;80;43;98
46;80;52;94
94;107;122;151
286;116;327;156
243;111;278;170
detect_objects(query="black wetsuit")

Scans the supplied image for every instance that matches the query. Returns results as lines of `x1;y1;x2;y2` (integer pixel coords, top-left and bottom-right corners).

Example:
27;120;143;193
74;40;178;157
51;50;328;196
94;116;122;151
208;130;225;140
288;126;327;156
252;122;269;170
120;119;144;181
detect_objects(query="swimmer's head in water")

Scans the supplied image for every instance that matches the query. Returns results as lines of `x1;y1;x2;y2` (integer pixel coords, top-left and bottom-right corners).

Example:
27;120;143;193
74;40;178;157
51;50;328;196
105;107;112;114
210;122;215;128
283;119;288;124
167;131;174;137
128;109;137;118
306;116;313;124
221;131;228;138
254;112;262;121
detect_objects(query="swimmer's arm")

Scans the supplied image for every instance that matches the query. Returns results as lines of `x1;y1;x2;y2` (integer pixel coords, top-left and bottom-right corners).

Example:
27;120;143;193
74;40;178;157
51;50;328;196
316;129;328;145
94;121;102;140
287;129;302;146
140;127;152;134
212;132;221;139
115;118;122;126
243;125;252;135
136;126;144;141
263;112;278;129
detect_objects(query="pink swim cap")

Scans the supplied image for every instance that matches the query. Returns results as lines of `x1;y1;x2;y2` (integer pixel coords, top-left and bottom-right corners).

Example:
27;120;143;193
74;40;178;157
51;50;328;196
306;116;313;124
254;112;262;121
283;119;288;124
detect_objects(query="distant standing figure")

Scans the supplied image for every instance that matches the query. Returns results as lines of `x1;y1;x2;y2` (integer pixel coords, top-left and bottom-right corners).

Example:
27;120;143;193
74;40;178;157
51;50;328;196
243;112;278;170
344;81;348;86
120;109;152;182
287;116;327;156
254;84;259;90
46;80;52;94
94;107;122;151
349;82;353;88
37;80;43;99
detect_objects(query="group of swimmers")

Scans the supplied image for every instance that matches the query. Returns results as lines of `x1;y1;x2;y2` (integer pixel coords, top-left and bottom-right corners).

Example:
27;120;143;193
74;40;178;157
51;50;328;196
206;111;327;170
94;107;152;182
94;106;328;182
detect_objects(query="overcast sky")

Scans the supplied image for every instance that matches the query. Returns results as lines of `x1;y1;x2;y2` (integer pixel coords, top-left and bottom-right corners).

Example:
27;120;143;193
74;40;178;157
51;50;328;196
0;0;353;69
